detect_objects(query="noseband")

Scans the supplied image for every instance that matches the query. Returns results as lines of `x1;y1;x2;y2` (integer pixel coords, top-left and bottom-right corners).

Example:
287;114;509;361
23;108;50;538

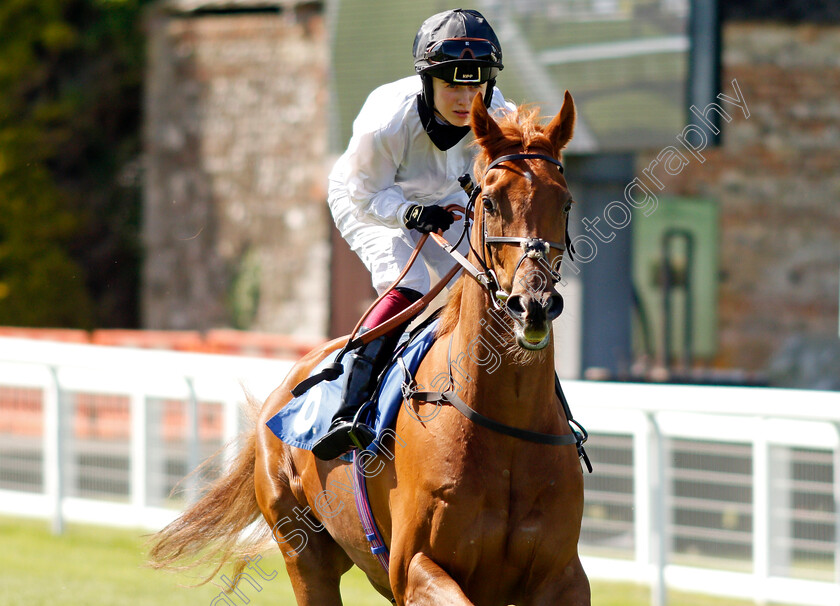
460;153;574;309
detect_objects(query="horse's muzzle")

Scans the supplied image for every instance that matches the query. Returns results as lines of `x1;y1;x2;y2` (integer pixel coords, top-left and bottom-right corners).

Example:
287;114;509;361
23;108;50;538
505;291;564;350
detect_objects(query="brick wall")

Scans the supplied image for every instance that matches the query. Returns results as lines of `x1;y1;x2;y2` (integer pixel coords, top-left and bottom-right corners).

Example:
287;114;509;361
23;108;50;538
640;23;840;373
143;1;330;337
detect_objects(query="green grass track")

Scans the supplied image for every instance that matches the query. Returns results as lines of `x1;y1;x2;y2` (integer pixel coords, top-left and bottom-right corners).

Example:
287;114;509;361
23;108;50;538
0;516;767;605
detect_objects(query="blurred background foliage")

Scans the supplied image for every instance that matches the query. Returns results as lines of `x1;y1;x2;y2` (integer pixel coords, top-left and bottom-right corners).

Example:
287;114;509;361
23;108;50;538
0;0;148;328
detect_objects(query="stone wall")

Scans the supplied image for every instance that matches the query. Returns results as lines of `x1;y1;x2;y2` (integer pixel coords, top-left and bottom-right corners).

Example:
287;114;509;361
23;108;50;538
640;22;840;373
142;1;330;337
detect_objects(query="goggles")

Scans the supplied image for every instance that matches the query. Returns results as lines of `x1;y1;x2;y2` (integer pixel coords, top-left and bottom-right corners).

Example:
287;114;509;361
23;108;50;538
424;38;501;67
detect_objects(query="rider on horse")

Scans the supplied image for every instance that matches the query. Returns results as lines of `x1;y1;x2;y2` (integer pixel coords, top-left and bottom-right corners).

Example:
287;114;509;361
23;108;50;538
312;9;515;460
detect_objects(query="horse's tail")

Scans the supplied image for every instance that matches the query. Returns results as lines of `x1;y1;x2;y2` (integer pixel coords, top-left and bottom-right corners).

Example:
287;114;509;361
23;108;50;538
147;394;269;585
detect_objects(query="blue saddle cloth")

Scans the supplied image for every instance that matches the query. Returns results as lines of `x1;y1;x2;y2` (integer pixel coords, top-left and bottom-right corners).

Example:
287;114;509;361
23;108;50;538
266;319;439;456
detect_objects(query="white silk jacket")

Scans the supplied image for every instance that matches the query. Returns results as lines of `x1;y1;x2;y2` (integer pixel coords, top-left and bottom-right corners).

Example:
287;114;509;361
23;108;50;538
328;75;515;229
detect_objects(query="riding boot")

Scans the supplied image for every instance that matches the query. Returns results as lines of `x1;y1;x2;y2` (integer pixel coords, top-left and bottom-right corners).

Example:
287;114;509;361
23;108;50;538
311;287;423;461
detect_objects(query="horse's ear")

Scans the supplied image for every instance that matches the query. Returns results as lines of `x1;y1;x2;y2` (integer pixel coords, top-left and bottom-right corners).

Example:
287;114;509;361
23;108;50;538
470;92;502;143
545;90;576;155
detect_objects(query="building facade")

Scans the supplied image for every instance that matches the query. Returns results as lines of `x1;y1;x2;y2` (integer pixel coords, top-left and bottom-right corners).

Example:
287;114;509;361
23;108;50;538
142;1;840;386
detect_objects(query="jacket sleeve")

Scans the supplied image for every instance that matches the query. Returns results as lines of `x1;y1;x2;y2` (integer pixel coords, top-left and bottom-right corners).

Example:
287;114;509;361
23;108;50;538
343;123;412;229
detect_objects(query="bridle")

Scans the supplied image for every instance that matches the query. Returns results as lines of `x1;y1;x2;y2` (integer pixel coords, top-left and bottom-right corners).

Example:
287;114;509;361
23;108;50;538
444;152;575;310
405;151;590;458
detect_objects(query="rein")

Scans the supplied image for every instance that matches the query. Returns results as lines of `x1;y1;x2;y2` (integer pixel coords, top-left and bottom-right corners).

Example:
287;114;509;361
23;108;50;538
290;235;460;397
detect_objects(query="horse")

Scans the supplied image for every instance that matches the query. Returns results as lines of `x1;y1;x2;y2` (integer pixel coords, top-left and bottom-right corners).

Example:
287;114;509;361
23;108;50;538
149;90;590;606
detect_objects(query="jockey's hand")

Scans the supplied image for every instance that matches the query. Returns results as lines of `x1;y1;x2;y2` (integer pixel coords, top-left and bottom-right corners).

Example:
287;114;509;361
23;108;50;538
403;204;455;234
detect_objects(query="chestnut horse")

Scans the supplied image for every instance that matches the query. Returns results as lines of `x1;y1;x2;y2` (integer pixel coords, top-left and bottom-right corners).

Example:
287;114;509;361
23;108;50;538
149;91;589;605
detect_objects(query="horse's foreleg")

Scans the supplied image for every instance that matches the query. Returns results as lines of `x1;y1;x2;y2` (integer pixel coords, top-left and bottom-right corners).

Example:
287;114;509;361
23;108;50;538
255;440;351;605
524;555;591;606
401;552;474;606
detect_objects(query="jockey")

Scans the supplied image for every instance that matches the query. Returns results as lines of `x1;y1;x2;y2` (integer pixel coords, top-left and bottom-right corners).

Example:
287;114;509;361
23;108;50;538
312;8;514;460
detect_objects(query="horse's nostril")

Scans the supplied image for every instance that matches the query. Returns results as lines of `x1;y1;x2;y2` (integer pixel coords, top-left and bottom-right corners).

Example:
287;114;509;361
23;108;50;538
506;295;526;318
547;294;564;319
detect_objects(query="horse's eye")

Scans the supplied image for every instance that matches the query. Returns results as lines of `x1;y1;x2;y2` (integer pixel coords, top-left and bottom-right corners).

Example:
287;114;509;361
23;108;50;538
483;196;496;213
564;200;573;213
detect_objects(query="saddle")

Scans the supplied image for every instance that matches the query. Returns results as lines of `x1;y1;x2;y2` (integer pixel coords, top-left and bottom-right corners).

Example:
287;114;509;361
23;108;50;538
265;313;442;457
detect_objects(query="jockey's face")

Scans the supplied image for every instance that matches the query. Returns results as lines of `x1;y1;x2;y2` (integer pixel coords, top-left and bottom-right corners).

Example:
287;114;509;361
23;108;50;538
432;77;488;127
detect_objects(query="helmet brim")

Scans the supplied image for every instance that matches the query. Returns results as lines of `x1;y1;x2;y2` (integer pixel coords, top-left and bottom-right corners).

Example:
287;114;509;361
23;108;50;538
418;62;501;84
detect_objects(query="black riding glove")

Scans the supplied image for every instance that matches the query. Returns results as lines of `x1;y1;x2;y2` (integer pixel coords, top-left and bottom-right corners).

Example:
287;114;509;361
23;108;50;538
403;204;454;234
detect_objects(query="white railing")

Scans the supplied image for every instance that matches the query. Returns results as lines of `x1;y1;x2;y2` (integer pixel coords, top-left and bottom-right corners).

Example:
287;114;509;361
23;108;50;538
0;337;837;606
0;337;293;532
567;380;840;606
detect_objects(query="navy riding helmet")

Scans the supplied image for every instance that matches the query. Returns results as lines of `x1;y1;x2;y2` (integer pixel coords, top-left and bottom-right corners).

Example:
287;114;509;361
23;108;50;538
412;8;504;110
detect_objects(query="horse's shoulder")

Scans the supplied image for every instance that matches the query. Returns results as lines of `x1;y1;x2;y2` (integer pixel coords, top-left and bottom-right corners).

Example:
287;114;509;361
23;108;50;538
411;331;453;380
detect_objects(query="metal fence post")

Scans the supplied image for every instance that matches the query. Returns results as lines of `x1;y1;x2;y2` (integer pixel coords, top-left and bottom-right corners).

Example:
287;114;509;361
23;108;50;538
635;415;653;571
185;377;199;504
130;389;147;513
753;421;770;605
833;423;840;588
44;366;64;535
222;392;241;472
648;412;667;606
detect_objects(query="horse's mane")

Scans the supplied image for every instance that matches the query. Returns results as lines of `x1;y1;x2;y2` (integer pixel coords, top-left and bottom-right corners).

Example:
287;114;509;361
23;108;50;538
436;105;557;340
436;275;465;338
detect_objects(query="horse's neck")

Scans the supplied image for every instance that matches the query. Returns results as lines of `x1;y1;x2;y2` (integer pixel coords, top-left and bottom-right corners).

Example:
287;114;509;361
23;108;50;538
451;280;558;429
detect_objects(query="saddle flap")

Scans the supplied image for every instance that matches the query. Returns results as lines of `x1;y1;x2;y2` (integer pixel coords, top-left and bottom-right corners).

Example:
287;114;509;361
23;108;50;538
265;319;440;456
